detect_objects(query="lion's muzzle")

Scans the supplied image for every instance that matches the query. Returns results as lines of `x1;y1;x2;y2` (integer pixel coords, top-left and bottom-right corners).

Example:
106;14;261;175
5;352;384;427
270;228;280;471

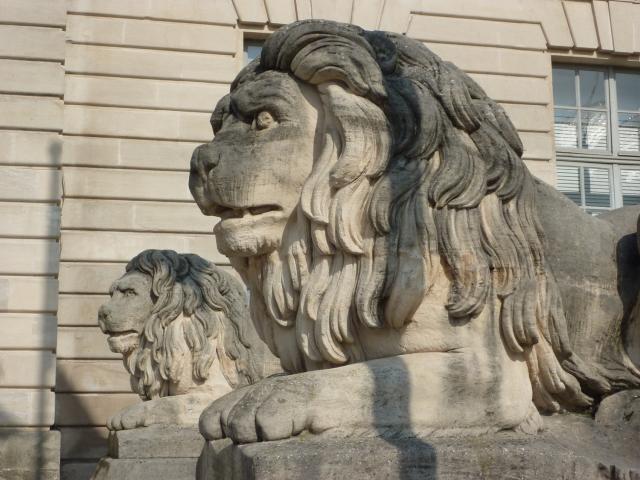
189;143;220;216
97;304;109;333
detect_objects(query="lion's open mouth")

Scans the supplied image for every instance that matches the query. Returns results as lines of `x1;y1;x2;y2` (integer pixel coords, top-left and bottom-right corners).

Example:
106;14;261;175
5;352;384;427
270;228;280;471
212;203;289;256
106;330;140;354
213;204;286;236
106;329;138;338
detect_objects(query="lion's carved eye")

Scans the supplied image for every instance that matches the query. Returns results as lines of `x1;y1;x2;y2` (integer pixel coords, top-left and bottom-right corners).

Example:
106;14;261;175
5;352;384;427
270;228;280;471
254;111;276;131
122;288;136;297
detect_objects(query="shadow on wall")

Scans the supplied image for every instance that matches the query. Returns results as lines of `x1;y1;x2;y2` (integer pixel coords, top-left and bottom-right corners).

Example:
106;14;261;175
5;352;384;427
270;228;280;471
0;142;63;480
55;368;112;480
43;141;62;479
47;140;120;479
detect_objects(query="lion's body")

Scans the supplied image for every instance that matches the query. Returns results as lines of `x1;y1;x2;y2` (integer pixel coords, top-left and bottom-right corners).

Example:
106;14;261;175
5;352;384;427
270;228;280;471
536;181;640;386
189;20;640;443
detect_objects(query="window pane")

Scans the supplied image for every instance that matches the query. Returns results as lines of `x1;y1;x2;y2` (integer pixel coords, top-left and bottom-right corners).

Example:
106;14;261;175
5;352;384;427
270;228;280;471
579;70;606;109
552;67;577;107
243;41;263;65
619;113;640;153
616;72;640;112
621;169;640;205
556;165;581;205
583;167;611;208
554;108;578;148
581;110;608;150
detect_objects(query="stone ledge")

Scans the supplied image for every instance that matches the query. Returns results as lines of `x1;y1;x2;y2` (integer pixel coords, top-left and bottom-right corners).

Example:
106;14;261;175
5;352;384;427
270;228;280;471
198;414;640;480
108;425;204;459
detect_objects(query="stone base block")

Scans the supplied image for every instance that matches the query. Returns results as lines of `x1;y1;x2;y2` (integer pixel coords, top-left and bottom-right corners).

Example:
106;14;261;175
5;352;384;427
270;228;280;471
0;430;60;480
107;424;204;459
92;457;197;480
198;414;640;480
90;425;204;480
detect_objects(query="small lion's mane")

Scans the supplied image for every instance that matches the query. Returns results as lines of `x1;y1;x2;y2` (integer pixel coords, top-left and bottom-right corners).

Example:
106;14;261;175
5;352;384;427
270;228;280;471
123;250;260;400
231;20;615;412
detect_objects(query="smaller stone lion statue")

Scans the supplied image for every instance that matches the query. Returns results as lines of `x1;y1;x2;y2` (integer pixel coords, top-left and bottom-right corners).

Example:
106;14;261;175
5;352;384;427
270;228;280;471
98;249;280;431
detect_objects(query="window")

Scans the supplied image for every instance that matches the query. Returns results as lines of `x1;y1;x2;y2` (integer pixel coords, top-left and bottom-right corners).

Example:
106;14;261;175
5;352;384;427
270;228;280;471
617;71;640;153
553;66;640;212
243;39;264;65
556;162;640;213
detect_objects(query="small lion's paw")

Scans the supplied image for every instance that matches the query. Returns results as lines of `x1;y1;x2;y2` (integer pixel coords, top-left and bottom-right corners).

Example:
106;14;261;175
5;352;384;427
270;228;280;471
108;402;150;431
199;376;322;443
107;395;198;431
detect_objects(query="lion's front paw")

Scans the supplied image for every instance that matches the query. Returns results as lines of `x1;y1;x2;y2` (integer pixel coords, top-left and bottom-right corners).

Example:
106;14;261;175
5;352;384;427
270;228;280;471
199;376;323;444
107;395;204;431
108;401;150;431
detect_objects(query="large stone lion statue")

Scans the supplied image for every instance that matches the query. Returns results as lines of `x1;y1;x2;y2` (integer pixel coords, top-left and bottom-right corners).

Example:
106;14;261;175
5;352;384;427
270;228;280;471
189;20;640;443
97;249;280;430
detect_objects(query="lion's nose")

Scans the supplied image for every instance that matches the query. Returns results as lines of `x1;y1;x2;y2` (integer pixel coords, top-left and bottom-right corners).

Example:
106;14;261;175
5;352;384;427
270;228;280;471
190;144;219;180
97;305;109;333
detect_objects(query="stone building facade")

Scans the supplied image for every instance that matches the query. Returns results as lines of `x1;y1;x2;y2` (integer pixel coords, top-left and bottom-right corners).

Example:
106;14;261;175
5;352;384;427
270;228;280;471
0;0;638;478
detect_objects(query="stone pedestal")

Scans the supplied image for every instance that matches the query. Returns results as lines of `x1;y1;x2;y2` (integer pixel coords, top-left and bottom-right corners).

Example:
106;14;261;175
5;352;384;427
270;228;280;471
0;430;60;480
198;414;639;480
91;425;204;480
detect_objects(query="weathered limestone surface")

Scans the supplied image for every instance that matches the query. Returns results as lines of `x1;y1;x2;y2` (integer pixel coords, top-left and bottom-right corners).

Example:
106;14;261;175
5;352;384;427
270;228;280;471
93;458;197;480
0;9;64;479
108;424;203;459
0;430;60;480
199;410;640;480
90;425;203;480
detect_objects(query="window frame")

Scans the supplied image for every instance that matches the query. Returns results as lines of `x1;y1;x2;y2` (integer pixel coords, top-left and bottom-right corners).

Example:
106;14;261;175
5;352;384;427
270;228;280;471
554;64;640;161
554;64;640;213
556;161;640;211
556;161;614;212
617;164;640;206
243;38;264;66
553;65;611;154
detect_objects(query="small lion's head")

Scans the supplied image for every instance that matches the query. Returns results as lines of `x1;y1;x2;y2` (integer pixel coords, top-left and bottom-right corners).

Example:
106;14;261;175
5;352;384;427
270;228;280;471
189;20;602;412
99;270;153;355
98;249;261;400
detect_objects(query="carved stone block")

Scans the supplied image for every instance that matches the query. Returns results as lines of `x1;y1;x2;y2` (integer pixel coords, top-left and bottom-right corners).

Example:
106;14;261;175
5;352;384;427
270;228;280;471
199;412;640;480
91;426;203;480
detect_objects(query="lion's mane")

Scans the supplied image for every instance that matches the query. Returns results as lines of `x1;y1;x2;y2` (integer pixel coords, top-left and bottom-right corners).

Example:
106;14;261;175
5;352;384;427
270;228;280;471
122;250;261;400
231;20;618;413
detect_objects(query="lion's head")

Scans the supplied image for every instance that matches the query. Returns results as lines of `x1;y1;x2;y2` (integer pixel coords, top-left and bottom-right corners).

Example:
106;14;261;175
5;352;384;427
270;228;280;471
189;20;602;413
98;250;268;400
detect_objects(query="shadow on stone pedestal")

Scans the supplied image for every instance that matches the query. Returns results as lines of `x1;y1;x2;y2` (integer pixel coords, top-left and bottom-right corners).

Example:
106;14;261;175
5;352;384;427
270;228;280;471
198;413;640;480
0;430;60;480
90;425;204;480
